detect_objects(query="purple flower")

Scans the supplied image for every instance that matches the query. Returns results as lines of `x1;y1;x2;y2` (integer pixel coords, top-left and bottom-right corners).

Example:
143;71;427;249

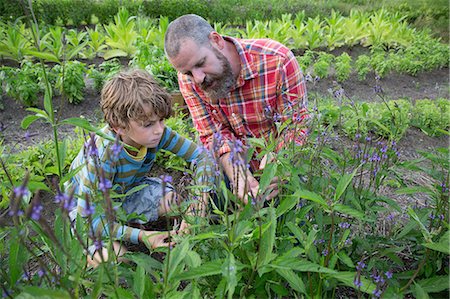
356;261;366;271
8;209;24;217
305;73;313;82
110;141;122;159
372;288;382;297
94;239;103;251
85;133;99;157
429;213;436;220
14;185;29;198
322;249;329;256
160;175;173;184
98;177;112;192
385;270;393;279
373;84;383;93
344;238;352;246
31;203;43;220
339;222;350;229
355;133;361;139
85;204;95;216
353;277;363;288
371;273;385;284
441;182;448;193
24;131;31;142
37;268;45;278
314;238;325;246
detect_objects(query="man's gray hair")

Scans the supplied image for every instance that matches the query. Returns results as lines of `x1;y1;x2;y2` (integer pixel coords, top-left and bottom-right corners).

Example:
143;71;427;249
164;14;214;58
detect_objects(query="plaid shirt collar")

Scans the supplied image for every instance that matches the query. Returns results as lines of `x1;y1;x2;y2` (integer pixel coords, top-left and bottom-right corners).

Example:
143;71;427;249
224;36;258;86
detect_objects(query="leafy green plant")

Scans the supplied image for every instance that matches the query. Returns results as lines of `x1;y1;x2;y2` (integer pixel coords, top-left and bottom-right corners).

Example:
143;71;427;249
304;15;324;50
0;21;32;62
368;99;412;140
84;24;108;59
53;60;86;104
334;52;352;82
2;62;42;106
87;58;123;93
411;99;450;136
313;52;333;79
355;54;371;81
103;7;138;60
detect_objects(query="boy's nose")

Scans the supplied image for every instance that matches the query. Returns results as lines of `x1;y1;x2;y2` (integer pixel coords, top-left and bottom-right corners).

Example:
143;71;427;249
154;121;164;134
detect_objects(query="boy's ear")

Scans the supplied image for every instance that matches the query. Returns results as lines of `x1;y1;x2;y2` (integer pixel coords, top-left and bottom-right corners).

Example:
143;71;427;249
112;127;123;135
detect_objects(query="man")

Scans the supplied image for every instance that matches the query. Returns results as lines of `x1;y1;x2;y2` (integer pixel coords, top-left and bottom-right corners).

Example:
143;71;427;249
164;14;308;204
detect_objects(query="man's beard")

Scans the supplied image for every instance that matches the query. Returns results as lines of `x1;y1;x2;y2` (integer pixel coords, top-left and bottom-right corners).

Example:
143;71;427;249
200;47;236;100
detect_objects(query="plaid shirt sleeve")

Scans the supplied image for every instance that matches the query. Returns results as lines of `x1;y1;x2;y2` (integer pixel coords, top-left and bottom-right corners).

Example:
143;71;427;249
275;45;309;149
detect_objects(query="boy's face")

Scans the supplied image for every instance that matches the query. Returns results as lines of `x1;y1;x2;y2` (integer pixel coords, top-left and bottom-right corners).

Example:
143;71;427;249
115;113;165;149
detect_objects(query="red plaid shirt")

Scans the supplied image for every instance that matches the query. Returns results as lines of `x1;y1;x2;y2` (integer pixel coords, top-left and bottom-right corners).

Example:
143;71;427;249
178;36;308;169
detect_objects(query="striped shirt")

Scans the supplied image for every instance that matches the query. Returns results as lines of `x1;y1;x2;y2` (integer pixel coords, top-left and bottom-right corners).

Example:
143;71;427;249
68;126;211;244
178;36;308;169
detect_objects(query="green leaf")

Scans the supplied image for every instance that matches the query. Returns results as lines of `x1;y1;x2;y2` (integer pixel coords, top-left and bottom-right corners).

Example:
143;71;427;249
338;251;355;268
43;88;53;120
294;189;328;208
258;163;277;194
174;259;223;280
133;265;147;299
416;275;450;293
422;231;449;254
167;239;189;281
222;254;237;299
276;194;298;217
334;169;357;202
21;115;41;129
407;207;431;241
24;50;60;63
276;268;306;294
326;271;376;295
257;207;276;275
412;282;430;299
103;49;128;60
333;204;365;220
16;287;70;299
127;252;162;273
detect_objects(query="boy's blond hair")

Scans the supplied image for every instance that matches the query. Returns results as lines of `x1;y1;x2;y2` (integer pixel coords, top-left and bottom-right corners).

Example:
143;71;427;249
100;69;172;129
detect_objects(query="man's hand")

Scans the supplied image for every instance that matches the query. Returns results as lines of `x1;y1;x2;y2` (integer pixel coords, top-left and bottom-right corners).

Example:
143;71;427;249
139;230;175;250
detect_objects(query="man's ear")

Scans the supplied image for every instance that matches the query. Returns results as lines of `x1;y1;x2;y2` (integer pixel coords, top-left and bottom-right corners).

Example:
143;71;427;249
209;32;224;50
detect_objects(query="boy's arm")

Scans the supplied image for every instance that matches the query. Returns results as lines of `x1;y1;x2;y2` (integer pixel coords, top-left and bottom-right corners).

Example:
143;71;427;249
158;126;214;190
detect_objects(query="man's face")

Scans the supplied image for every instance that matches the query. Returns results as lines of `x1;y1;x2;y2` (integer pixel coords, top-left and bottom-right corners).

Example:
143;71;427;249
169;38;236;100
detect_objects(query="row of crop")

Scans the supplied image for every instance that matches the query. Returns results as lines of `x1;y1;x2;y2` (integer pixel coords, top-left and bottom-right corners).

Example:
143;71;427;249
3;9;447;63
298;39;448;82
317;96;449;140
0;46;176;107
2;0;448;32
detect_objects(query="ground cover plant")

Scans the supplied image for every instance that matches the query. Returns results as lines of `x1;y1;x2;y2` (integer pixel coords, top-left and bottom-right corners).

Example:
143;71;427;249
0;1;449;298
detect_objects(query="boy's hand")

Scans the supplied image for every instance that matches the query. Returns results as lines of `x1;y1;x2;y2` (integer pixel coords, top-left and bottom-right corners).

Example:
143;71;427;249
139;230;175;250
178;219;190;235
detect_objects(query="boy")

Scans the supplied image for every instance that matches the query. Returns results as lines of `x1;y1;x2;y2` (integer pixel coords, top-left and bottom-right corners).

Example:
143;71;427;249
67;69;210;266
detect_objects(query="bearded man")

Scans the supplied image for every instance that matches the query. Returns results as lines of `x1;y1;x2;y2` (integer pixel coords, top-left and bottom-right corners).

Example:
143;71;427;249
164;14;308;204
